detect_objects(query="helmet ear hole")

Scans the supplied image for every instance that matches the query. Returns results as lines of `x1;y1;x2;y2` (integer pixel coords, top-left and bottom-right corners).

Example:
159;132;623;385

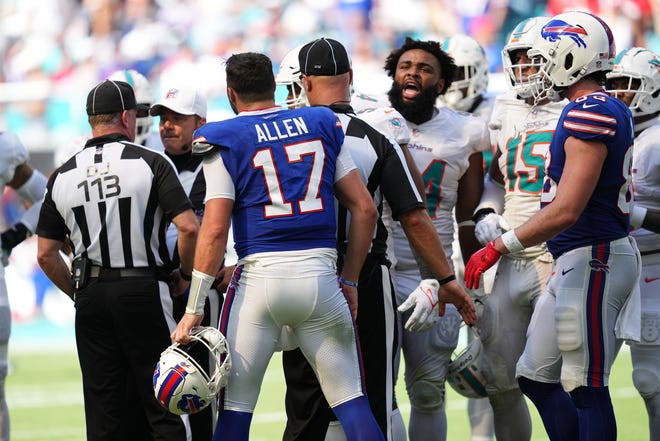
564;53;573;71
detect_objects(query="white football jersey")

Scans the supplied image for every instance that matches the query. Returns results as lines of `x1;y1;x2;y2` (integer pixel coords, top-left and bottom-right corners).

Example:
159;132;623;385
631;119;660;253
393;107;490;270
351;91;412;143
489;90;565;257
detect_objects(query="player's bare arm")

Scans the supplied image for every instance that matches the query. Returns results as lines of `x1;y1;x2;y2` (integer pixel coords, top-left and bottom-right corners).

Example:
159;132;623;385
334;169;379;318
172;198;232;344
493;137;607;254
37;236;74;299
7;163;35;190
170;208;200;297
488;148;505;186
399;207;477;325
632;205;660;234
456;152;484;261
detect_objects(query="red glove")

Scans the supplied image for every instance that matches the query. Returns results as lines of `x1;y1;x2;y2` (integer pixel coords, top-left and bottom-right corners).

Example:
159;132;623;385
464;241;502;289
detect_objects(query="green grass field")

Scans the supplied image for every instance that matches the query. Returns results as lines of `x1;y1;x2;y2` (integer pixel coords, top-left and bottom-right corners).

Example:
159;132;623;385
6;343;649;441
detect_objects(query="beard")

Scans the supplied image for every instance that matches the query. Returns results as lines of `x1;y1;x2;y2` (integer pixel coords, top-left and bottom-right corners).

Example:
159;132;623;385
388;81;439;125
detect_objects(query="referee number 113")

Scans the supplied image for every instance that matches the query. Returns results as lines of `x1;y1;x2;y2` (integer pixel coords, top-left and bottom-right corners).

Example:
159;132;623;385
78;163;121;202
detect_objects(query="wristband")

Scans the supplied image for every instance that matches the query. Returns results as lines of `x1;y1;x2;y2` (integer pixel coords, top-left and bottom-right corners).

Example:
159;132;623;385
339;277;358;288
185;269;216;315
437;274;456;286
630;205;647;228
457;220;475;228
501;229;524;253
179;269;192;281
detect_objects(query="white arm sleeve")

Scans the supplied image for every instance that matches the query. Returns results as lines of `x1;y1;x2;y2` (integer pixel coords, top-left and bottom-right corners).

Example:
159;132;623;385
19;201;43;233
16;168;47;203
15;168;47;233
202;151;235;202
474;174;505;216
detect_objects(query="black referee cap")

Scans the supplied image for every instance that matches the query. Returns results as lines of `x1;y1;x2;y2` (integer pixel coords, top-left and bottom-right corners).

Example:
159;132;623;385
86;79;142;116
299;38;351;76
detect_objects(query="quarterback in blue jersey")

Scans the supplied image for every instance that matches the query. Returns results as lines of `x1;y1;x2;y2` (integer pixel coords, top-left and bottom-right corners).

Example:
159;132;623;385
171;52;384;441
464;11;641;441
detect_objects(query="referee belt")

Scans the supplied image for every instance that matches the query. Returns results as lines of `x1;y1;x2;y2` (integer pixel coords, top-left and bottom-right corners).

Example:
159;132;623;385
89;266;161;279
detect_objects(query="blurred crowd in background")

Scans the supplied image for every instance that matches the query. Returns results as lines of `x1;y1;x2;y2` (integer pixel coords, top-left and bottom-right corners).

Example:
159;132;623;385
0;0;658;328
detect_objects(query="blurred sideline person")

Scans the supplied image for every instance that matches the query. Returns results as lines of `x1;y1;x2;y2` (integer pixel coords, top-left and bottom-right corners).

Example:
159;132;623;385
149;85;218;440
37;79;199;441
277;37;476;441
0;131;48;441
171;51;385;441
383;37;488;441
438;33;496;441
465;11;641;441
606;46;660;439
472;16;566;441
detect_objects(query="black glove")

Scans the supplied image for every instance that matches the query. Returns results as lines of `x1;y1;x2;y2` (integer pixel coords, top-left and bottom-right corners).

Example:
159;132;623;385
1;222;30;254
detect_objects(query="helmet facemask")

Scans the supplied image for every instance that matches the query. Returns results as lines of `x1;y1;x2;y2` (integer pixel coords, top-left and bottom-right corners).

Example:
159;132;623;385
606;47;660;119
276;45;309;109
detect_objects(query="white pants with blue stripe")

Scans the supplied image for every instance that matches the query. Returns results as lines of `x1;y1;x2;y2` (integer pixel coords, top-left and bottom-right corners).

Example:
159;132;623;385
516;236;640;392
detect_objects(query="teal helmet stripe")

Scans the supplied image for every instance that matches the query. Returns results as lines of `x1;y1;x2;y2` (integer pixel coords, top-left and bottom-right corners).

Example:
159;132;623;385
614;48;632;64
513;18;532;39
442;38;450;51
123;69;135;88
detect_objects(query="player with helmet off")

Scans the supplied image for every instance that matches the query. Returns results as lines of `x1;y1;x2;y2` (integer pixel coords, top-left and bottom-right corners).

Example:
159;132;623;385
465;11;641;441
470;16;566;441
606;46;660;440
171;52;385;441
383;37;489;441
276;38;476;441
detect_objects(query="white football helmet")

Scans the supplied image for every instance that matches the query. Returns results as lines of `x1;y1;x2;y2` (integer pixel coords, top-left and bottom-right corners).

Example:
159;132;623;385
440;34;489;112
108;69;154;144
502;17;550;99
153;327;232;415
446;326;488;398
276;45;309;109
527;11;616;105
606;47;660;118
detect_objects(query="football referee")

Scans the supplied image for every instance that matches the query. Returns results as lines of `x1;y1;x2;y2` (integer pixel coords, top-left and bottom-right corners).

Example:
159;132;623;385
281;38;476;441
36;79;199;441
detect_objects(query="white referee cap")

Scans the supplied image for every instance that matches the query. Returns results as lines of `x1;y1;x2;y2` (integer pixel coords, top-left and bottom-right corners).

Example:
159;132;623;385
150;86;207;118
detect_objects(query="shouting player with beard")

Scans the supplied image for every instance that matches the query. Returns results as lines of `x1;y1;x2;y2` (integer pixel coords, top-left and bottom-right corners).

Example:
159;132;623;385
384;37;490;441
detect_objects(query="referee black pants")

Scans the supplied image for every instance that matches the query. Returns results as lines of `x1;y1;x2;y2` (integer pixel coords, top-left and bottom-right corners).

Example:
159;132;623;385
282;254;398;440
74;275;186;441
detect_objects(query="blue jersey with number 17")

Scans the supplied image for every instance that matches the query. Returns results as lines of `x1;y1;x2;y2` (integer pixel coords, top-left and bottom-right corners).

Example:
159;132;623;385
541;91;634;258
193;106;345;259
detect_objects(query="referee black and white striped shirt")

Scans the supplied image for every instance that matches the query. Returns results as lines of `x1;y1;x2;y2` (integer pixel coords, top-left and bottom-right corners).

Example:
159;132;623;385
164;152;205;268
37;133;192;269
331;104;424;257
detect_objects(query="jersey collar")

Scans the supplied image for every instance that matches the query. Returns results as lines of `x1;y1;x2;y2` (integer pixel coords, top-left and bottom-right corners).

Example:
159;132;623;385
85;133;131;148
